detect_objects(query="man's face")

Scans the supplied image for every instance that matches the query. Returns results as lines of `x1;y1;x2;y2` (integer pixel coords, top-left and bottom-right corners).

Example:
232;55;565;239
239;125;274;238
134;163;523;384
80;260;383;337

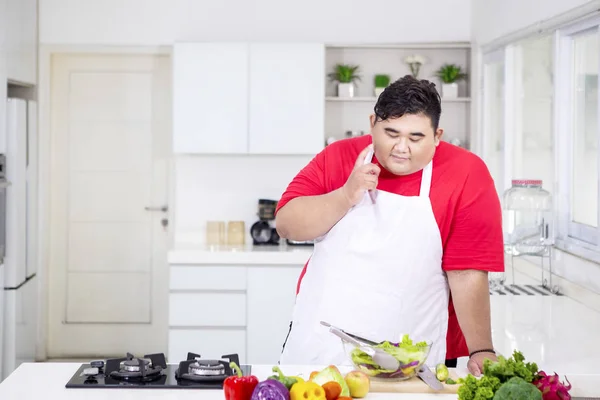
370;113;443;175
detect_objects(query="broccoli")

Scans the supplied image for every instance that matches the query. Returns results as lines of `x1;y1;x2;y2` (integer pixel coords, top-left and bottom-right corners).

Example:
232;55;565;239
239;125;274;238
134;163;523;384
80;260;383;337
492;377;542;400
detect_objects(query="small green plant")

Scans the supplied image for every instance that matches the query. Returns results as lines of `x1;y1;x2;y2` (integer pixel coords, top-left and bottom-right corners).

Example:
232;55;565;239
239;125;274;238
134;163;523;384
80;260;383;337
328;64;361;83
374;74;390;88
435;64;468;83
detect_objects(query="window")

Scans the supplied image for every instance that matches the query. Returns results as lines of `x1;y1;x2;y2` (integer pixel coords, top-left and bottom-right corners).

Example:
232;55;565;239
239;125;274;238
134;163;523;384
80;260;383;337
556;17;600;256
513;35;554;199
481;50;506;195
479;13;600;262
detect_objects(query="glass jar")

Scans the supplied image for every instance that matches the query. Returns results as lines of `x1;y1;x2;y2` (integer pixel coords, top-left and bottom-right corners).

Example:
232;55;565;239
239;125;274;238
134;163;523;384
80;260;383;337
502;179;553;256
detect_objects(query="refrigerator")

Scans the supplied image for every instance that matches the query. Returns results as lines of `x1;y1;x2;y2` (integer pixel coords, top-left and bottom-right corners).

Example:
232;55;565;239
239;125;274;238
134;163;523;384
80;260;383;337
2;97;38;381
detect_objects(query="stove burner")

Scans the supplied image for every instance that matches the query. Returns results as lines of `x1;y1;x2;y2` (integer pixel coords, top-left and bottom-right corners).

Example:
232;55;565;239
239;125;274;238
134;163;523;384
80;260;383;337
120;357;153;372
189;359;226;376
107;352;166;381
175;353;240;382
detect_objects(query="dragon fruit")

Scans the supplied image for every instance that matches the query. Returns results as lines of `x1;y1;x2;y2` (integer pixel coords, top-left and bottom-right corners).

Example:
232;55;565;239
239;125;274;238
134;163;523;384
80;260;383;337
532;371;572;400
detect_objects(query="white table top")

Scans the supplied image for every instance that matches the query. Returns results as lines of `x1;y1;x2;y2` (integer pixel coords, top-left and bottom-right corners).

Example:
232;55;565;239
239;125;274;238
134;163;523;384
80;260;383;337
0;363;598;400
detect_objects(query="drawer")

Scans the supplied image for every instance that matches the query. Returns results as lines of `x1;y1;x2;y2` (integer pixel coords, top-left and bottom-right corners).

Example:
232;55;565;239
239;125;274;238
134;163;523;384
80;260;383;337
169;292;246;326
170;266;247;291
168;328;246;364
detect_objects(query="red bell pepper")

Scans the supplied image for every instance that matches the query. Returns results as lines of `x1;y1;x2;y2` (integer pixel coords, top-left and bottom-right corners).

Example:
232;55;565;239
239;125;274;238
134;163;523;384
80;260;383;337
224;362;259;400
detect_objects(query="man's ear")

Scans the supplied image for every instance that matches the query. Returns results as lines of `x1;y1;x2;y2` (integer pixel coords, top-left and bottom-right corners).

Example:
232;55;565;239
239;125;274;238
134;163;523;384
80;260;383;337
434;128;444;145
369;114;376;129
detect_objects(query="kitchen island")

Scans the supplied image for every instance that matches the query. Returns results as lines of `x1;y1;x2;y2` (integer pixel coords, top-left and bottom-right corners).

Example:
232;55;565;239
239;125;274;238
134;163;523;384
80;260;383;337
0;363;598;399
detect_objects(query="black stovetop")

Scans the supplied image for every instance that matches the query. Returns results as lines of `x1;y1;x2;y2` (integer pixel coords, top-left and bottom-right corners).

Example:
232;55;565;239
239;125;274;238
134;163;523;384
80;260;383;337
65;352;252;389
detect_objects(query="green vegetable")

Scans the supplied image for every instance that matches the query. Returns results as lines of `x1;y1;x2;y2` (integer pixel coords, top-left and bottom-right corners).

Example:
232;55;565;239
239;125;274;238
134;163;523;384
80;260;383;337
458;375;502;400
268;366;299;390
492;377;542;400
446;378;457;385
350;334;429;377
436;363;449;381
483;350;539;383
457;350;541;400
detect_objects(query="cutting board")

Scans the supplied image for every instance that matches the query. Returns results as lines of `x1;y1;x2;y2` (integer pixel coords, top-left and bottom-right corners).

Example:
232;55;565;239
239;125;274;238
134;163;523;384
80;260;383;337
369;370;461;394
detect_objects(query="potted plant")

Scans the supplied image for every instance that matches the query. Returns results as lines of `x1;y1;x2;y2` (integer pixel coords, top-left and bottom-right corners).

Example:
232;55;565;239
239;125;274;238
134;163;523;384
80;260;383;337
328;64;361;98
374;74;390;97
435;64;468;98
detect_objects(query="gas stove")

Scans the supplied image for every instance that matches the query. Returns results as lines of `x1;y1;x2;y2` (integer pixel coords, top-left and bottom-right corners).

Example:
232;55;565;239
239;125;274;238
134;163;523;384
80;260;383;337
65;352;251;389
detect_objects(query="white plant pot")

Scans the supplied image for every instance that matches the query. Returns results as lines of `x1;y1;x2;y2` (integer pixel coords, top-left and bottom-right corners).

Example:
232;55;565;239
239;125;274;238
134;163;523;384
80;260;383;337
374;87;385;97
441;83;458;98
337;82;355;98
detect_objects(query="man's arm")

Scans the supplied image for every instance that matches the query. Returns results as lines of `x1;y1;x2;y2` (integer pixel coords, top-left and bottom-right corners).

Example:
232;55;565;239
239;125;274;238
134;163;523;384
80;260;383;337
276;189;352;241
447;270;494;354
442;156;505;374
276;144;379;241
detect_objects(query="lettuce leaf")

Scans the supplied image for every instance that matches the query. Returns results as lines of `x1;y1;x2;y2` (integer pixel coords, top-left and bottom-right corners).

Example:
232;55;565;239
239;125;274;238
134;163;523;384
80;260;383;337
310;366;350;396
350;334;429;376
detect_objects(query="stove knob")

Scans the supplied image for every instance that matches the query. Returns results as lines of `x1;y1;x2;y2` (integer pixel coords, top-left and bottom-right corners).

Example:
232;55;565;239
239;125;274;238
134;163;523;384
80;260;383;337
90;360;105;369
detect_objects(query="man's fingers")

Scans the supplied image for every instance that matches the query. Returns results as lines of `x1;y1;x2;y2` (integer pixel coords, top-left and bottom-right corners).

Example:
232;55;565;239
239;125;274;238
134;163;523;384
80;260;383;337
354;144;374;168
360;163;380;176
467;359;482;377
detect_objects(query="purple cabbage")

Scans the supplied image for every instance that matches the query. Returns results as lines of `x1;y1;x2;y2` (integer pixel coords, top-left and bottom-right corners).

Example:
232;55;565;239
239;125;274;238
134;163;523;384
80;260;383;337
251;379;290;400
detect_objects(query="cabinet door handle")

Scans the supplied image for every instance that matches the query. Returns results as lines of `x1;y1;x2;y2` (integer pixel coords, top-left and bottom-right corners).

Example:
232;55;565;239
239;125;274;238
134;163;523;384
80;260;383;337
145;205;168;212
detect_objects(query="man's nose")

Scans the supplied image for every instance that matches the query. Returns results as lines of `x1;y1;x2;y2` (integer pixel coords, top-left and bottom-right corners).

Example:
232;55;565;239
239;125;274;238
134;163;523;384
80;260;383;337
393;137;410;152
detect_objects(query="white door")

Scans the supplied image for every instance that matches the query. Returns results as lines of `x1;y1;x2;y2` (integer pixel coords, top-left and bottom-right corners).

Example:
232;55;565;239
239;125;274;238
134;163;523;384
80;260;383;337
47;54;172;358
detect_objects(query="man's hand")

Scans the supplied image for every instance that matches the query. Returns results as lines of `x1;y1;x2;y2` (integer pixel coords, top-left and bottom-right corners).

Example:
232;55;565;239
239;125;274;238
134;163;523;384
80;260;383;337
447;269;496;377
467;351;497;376
341;145;381;206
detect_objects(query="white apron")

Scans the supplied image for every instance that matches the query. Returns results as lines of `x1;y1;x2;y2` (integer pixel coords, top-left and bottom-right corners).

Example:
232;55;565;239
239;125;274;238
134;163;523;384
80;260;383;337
279;160;449;367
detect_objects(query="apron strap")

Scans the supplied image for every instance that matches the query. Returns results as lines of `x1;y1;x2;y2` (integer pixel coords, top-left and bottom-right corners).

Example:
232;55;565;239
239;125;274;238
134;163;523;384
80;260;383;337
419;160;433;198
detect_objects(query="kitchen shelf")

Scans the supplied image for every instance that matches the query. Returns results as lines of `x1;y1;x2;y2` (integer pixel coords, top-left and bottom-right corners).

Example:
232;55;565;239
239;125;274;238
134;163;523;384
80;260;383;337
325;96;471;102
325;42;471;50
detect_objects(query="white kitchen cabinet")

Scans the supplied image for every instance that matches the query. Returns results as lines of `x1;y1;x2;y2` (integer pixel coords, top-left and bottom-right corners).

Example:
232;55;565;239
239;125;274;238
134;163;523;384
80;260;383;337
248;43;325;155
167;263;303;366
246;266;300;365
172;42;325;155
173;42;249;154
6;0;37;85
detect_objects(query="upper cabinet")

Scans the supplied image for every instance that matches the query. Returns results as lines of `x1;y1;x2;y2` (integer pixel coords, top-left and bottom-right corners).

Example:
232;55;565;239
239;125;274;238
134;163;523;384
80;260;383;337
6;0;37;85
248;43;324;155
173;43;249;154
172;42;325;155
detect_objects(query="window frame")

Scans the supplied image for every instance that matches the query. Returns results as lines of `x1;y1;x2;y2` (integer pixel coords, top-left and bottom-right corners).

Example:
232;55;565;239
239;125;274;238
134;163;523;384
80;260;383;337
481;48;507;195
554;15;600;260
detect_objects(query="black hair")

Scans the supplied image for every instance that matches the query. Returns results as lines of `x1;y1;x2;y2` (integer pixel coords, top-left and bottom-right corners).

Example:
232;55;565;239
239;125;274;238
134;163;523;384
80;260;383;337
373;75;442;131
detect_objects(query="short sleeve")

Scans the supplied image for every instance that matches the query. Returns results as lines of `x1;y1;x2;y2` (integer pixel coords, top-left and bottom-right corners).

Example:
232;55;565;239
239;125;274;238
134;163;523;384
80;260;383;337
275;150;328;214
442;158;505;272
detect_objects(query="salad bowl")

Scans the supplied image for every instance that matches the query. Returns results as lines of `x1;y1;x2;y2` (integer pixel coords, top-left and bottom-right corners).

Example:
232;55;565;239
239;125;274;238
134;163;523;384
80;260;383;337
322;322;432;381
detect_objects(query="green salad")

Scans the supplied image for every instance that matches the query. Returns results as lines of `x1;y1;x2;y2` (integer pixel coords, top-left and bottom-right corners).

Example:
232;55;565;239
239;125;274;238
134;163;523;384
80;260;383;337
350;334;430;378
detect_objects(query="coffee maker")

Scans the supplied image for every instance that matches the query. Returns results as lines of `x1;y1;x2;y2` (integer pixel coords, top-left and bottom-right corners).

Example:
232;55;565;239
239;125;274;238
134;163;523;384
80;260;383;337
250;199;280;245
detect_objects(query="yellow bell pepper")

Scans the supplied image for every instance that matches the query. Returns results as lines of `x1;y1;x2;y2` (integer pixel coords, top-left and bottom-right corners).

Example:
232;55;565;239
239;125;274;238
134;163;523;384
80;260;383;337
290;381;326;400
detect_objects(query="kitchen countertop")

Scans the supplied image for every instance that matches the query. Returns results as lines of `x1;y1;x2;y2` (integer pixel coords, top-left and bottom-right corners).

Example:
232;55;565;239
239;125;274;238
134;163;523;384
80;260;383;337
168;242;313;265
1;363;598;399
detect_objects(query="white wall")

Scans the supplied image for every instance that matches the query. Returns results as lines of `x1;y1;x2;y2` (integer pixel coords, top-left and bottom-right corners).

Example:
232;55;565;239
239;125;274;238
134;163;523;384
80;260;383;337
471;0;594;46
39;0;471;45
173;155;313;245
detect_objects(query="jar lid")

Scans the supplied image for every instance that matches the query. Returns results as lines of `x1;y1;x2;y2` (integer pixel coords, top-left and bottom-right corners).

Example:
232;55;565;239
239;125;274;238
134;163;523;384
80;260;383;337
512;179;542;186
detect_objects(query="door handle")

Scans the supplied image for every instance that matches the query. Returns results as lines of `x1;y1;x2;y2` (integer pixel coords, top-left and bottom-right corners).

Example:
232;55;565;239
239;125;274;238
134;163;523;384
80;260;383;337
145;205;168;212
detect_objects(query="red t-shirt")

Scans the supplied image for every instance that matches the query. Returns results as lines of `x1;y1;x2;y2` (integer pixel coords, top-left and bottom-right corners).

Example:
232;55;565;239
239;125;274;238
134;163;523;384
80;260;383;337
275;135;505;359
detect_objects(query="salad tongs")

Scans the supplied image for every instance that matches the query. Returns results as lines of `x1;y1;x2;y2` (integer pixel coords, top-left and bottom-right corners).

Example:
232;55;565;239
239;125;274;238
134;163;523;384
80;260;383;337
321;321;400;371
